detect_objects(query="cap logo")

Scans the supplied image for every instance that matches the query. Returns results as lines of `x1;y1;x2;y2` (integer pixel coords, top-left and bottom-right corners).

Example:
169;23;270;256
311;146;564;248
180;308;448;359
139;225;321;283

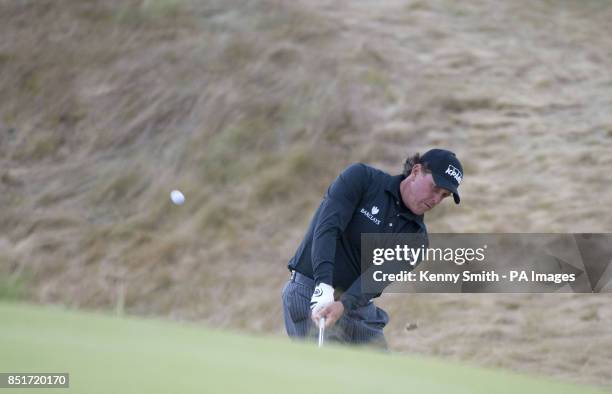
445;165;463;184
371;206;380;215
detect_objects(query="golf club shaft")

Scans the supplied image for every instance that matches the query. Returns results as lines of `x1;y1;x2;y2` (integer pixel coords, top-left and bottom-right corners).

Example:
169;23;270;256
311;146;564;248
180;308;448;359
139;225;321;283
318;317;325;347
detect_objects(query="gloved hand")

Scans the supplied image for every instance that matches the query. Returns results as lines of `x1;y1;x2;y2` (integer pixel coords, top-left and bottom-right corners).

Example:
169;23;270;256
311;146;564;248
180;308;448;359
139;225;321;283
310;283;335;316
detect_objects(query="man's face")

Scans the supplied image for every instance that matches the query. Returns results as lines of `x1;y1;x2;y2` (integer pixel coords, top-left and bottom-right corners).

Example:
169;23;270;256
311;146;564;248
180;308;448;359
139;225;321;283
401;165;451;215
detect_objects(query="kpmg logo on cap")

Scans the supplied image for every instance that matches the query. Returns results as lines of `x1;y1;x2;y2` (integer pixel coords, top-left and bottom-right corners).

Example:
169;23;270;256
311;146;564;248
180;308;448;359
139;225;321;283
445;165;463;184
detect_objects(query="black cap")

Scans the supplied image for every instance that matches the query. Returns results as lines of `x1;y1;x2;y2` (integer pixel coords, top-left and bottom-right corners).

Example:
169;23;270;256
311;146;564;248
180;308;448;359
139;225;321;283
421;149;463;204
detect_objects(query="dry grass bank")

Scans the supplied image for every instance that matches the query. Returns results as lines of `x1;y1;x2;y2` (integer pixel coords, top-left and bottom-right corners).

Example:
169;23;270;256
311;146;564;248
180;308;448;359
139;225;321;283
1;0;612;388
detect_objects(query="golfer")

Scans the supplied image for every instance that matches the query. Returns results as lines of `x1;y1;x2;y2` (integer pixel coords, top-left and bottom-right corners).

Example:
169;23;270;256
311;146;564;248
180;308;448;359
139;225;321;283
282;148;464;347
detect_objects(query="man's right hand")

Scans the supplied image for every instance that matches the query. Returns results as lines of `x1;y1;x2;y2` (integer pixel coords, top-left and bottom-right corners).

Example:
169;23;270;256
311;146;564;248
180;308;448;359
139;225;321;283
310;283;334;317
312;301;344;328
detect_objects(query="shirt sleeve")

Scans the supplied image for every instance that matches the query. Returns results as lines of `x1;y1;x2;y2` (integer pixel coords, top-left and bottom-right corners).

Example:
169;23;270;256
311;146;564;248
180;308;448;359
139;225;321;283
311;163;371;286
340;233;430;309
339;266;385;309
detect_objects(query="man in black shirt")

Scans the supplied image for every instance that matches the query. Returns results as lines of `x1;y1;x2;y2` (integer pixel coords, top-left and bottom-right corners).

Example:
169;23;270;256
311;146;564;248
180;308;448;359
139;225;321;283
282;149;464;346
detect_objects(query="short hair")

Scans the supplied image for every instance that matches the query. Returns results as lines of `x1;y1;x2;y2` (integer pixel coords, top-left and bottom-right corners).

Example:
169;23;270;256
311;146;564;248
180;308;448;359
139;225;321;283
402;153;431;177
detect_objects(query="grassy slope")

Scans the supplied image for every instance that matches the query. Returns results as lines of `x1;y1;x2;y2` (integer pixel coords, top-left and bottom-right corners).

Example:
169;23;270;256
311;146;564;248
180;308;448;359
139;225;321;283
1;0;612;388
0;302;607;394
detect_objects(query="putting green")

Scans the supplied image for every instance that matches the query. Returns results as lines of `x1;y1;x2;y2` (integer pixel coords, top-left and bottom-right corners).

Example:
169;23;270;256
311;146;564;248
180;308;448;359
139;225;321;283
0;302;606;394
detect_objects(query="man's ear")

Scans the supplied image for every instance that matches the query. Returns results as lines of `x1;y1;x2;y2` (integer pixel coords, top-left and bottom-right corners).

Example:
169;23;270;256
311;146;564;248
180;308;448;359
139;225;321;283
405;163;420;181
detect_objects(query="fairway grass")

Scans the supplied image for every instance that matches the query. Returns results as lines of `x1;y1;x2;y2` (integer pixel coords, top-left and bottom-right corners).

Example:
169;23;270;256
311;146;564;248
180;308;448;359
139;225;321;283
0;302;607;394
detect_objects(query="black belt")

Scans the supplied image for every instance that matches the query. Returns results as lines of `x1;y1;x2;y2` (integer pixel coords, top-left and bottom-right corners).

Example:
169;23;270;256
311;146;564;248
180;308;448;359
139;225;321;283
290;270;315;288
289;270;365;304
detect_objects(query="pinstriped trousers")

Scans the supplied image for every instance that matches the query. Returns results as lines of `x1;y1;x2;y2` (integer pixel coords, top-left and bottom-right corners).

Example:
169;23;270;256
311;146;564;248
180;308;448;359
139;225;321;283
281;276;389;348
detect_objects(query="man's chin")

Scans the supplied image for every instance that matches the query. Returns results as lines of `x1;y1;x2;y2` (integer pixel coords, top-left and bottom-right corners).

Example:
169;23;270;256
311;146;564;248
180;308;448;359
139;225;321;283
406;202;427;215
418;204;434;215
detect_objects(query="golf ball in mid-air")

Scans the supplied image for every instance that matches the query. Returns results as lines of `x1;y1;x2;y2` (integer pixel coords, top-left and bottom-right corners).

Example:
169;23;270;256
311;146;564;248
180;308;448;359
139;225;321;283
170;190;185;205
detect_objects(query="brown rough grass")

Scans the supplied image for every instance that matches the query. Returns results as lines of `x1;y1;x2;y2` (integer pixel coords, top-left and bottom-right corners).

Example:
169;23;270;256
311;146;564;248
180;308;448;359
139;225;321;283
1;0;612;389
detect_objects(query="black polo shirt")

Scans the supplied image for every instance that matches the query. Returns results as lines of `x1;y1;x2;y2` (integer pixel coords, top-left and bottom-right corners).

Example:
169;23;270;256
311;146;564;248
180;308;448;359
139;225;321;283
287;163;428;309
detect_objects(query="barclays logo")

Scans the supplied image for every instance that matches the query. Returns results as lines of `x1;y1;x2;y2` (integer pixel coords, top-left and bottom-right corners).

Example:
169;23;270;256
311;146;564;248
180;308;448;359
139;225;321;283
360;208;382;226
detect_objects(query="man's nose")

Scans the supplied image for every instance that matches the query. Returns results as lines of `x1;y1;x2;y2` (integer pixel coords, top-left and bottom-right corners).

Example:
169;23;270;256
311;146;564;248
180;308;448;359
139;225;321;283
432;193;443;205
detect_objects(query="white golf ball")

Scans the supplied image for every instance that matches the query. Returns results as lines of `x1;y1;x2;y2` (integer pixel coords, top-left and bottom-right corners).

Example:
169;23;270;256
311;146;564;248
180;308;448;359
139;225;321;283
170;190;185;205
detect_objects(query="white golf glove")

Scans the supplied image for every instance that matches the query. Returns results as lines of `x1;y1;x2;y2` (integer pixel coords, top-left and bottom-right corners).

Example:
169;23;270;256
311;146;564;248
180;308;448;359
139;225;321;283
310;283;335;315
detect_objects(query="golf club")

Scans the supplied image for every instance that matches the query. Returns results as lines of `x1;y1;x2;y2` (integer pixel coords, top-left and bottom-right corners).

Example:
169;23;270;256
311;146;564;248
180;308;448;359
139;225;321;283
318;317;325;347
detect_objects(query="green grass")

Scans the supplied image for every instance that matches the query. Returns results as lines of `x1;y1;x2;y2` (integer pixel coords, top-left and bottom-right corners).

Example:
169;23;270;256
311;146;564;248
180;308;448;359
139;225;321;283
0;277;26;301
0;302;607;394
